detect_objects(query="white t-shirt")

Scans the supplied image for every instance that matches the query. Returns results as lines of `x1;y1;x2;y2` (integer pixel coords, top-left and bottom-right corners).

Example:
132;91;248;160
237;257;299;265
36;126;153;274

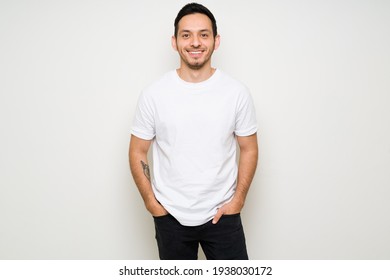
131;69;257;226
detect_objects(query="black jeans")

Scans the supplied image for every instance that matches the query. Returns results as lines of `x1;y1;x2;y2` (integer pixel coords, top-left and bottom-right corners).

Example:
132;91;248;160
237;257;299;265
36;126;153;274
153;213;248;260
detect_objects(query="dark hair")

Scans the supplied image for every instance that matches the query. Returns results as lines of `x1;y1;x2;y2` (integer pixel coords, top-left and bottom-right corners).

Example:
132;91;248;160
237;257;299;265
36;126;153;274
174;3;217;38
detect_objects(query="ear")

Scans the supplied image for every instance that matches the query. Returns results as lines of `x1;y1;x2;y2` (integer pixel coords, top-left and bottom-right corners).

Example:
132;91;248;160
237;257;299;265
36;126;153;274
214;34;221;51
171;36;178;51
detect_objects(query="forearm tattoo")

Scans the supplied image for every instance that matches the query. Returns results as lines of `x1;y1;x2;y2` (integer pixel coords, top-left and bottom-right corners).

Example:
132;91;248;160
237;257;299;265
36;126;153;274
140;160;151;182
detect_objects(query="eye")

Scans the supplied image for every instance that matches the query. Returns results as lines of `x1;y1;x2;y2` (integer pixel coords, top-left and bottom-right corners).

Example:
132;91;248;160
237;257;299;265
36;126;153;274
201;33;209;38
182;33;190;38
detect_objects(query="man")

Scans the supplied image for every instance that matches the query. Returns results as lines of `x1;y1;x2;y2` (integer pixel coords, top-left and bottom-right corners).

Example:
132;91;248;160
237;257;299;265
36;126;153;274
129;3;258;260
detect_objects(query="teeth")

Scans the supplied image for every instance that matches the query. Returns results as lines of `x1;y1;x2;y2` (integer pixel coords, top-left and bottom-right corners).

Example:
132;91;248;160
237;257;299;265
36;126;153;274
189;51;202;54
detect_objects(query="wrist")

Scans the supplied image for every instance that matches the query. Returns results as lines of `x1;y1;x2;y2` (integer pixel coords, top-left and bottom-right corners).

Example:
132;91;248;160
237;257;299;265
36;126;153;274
146;200;167;216
145;197;159;211
231;196;245;210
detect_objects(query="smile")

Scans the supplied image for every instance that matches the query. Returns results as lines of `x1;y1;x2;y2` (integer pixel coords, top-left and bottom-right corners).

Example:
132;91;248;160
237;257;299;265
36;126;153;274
187;50;205;58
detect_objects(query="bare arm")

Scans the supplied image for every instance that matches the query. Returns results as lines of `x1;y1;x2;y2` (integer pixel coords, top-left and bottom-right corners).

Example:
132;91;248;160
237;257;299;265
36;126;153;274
129;135;168;217
212;133;258;224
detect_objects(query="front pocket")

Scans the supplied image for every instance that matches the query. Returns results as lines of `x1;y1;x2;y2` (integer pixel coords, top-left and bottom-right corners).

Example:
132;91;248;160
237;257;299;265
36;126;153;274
153;213;171;219
221;213;241;218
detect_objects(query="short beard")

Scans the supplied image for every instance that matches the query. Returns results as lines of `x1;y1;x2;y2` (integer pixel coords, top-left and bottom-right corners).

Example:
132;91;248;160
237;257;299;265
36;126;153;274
178;39;215;71
180;48;214;71
184;59;209;70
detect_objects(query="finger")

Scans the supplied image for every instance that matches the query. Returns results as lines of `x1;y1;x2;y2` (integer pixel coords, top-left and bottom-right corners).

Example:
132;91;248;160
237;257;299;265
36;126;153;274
212;209;224;224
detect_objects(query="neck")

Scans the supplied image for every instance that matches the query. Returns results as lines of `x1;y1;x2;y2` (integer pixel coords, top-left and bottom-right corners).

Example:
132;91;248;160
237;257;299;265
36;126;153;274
177;64;216;83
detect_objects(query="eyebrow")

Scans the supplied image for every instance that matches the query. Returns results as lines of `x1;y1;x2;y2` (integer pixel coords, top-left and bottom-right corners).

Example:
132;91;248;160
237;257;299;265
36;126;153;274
179;29;211;34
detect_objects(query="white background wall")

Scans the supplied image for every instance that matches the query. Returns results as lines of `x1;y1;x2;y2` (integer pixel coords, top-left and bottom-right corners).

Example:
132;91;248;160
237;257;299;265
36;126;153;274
0;0;389;259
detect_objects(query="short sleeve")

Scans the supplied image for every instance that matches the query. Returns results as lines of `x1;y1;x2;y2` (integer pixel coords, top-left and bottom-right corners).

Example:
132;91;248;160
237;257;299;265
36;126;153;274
131;92;156;140
234;87;258;136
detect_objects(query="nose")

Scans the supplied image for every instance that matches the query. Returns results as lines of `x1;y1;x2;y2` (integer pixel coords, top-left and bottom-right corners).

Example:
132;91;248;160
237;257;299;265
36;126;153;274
191;36;201;48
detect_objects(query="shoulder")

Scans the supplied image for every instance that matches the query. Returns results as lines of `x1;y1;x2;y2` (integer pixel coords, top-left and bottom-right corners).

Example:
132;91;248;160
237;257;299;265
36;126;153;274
217;70;251;96
142;71;176;97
